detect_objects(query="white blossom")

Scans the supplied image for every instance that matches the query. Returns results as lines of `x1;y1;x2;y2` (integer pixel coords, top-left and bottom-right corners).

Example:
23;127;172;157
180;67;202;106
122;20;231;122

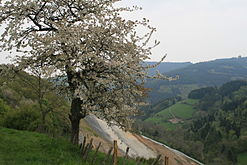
0;0;172;130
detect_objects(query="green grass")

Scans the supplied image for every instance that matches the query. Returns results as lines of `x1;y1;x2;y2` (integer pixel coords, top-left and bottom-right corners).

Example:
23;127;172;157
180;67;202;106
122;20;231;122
238;152;247;165
0;127;88;165
149;99;198;120
145;99;198;130
182;99;199;105
169;103;196;119
0;127;148;165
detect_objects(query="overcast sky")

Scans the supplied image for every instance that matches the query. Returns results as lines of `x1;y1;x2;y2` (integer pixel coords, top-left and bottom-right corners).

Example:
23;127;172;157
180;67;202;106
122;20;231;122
119;0;247;63
1;0;247;64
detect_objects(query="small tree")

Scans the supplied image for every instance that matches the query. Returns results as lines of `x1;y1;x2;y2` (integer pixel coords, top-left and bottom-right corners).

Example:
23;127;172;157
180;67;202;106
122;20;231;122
15;60;61;133
0;0;171;144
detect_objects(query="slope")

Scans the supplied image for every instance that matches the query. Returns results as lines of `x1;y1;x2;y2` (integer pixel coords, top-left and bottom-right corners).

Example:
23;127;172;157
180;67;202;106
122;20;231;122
0;127;86;165
80;114;203;165
141;80;247;164
0;127;147;165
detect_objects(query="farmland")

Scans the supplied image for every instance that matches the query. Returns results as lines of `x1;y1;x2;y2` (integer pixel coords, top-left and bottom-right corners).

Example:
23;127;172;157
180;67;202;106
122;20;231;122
145;99;198;130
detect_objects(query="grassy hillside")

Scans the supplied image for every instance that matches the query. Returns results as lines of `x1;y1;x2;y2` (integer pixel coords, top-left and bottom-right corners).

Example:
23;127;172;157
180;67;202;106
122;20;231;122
0;127;147;165
0;127;86;165
145;99;198;130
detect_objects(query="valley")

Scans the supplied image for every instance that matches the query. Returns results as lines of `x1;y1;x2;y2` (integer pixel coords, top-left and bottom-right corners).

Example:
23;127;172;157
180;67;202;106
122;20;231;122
138;76;247;164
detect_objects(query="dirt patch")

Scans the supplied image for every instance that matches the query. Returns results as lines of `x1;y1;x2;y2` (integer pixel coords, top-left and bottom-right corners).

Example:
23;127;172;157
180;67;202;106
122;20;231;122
168;118;183;124
133;135;200;165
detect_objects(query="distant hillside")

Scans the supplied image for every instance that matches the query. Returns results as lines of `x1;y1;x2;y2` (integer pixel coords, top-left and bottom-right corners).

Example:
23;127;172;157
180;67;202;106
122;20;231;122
146;57;247;103
146;62;192;76
138;80;247;164
188;80;247;164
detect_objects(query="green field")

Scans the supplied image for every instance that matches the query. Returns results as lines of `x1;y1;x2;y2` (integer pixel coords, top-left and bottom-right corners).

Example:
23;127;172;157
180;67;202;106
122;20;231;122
181;99;198;105
238;152;247;165
146;99;198;129
0;127;87;165
167;103;195;119
0;127;147;165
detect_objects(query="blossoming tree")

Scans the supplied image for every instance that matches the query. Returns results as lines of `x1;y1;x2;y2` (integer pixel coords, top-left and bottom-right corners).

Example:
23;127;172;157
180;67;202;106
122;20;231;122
0;0;171;144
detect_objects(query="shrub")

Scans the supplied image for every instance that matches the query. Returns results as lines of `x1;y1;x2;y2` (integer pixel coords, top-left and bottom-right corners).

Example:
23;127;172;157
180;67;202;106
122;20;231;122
0;98;12;125
3;106;40;131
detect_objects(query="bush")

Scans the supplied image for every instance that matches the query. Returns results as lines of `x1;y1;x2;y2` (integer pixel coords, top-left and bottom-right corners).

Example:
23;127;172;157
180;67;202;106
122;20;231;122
3;106;40;131
0;98;12;125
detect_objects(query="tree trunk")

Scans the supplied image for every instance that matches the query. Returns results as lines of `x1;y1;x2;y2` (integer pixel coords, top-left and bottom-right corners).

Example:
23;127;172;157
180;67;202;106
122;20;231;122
40;111;46;133
66;68;86;144
69;98;85;145
37;101;47;133
70;114;80;144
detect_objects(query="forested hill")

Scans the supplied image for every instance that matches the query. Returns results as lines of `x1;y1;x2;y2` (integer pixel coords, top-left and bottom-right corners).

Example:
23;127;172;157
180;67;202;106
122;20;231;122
137;80;247;164
188;80;247;164
145;62;192;76
146;57;247;103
